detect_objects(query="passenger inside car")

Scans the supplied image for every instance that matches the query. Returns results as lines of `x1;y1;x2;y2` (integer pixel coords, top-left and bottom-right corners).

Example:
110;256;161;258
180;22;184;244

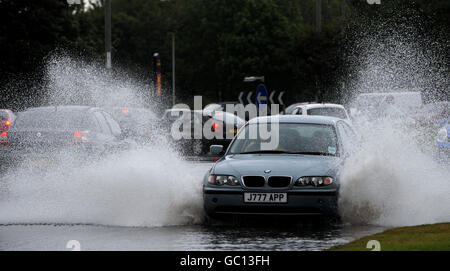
311;130;334;154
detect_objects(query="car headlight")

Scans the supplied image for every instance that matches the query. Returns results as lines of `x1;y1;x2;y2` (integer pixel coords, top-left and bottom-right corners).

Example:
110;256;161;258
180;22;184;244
436;127;448;142
295;176;333;187
208;175;240;186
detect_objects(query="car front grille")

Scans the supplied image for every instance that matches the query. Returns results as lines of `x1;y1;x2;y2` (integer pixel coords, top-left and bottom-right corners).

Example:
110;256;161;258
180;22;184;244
242;176;265;187
268;176;291;188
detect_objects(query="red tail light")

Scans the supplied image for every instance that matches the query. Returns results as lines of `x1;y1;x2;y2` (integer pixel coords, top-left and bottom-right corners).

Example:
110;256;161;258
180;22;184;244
73;131;89;144
0;131;8;146
122;109;129;114
212;121;222;132
73;132;84;137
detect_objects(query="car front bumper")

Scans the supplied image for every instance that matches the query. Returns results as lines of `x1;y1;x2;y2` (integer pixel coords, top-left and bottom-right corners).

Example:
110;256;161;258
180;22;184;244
203;187;339;217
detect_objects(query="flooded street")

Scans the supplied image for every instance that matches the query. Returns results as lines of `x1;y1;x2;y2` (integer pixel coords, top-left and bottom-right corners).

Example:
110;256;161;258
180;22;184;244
0;223;384;251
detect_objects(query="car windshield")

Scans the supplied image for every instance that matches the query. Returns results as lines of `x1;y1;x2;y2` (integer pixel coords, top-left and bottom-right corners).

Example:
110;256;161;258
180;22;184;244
228;123;339;156
11;110;93;131
307;107;347;119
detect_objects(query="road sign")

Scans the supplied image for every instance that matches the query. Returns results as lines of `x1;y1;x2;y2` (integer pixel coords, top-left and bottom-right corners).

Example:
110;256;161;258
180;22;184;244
269;91;276;104
256;84;268;115
278;91;285;105
256;85;268;105
238;92;244;104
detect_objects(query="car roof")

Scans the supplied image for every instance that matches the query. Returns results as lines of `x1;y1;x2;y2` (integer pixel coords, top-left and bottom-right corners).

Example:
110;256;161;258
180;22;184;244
218;101;239;104
24;105;98;113
165;108;190;112
294;103;346;109
248;115;342;125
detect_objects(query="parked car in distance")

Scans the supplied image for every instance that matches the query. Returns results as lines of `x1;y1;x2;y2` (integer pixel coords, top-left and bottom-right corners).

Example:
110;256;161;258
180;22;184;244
162;109;245;155
0;109;15;133
104;107;161;144
282;103;305;115
290;103;351;122
435;118;449;163
0;106;133;171
413;101;449;127
203;115;357;219
204;101;271;120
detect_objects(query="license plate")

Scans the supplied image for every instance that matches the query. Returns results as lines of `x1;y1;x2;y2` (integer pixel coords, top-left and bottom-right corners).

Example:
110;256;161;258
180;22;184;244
244;193;287;203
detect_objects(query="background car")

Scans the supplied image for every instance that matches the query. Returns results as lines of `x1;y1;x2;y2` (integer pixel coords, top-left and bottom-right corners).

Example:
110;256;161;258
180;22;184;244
289;103;351;122
282;103;305;115
104;107;162;144
162;109;245;155
436;119;450;163
0;109;15;133
413;101;449;127
203;115;357;219
0;106;133;171
204;101;271;120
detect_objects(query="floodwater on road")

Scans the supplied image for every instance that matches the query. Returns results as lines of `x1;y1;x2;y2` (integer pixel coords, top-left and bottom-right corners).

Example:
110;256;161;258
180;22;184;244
1;154;447;251
0;223;384;251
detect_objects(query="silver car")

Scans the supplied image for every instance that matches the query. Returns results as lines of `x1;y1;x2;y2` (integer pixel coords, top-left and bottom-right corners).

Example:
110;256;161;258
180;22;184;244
203;115;356;218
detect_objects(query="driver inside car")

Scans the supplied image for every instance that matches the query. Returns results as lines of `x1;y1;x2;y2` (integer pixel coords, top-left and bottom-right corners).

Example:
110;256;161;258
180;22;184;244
311;130;332;154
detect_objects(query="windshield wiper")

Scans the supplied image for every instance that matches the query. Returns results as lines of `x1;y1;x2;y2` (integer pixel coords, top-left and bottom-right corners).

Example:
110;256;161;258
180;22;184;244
287;151;337;156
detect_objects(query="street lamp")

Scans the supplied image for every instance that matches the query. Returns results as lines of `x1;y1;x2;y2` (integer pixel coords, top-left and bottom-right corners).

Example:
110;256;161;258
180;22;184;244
105;0;111;69
243;76;265;83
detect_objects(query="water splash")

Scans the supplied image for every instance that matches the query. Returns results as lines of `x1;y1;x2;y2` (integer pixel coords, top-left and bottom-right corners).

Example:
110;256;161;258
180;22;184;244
339;14;450;227
0;54;208;227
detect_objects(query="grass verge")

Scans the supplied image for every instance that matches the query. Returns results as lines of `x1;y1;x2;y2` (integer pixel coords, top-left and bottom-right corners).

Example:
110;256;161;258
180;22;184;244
329;223;450;251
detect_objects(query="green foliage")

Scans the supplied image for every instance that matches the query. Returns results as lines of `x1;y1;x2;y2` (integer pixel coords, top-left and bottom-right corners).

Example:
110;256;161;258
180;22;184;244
1;0;450;108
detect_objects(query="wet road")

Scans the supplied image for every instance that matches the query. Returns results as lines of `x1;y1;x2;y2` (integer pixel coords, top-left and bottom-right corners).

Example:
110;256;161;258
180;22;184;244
0;158;385;251
0;223;384;251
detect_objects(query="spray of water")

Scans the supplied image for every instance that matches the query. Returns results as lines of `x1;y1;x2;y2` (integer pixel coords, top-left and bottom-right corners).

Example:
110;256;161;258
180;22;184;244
1;19;449;228
339;16;450;227
0;54;207;227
